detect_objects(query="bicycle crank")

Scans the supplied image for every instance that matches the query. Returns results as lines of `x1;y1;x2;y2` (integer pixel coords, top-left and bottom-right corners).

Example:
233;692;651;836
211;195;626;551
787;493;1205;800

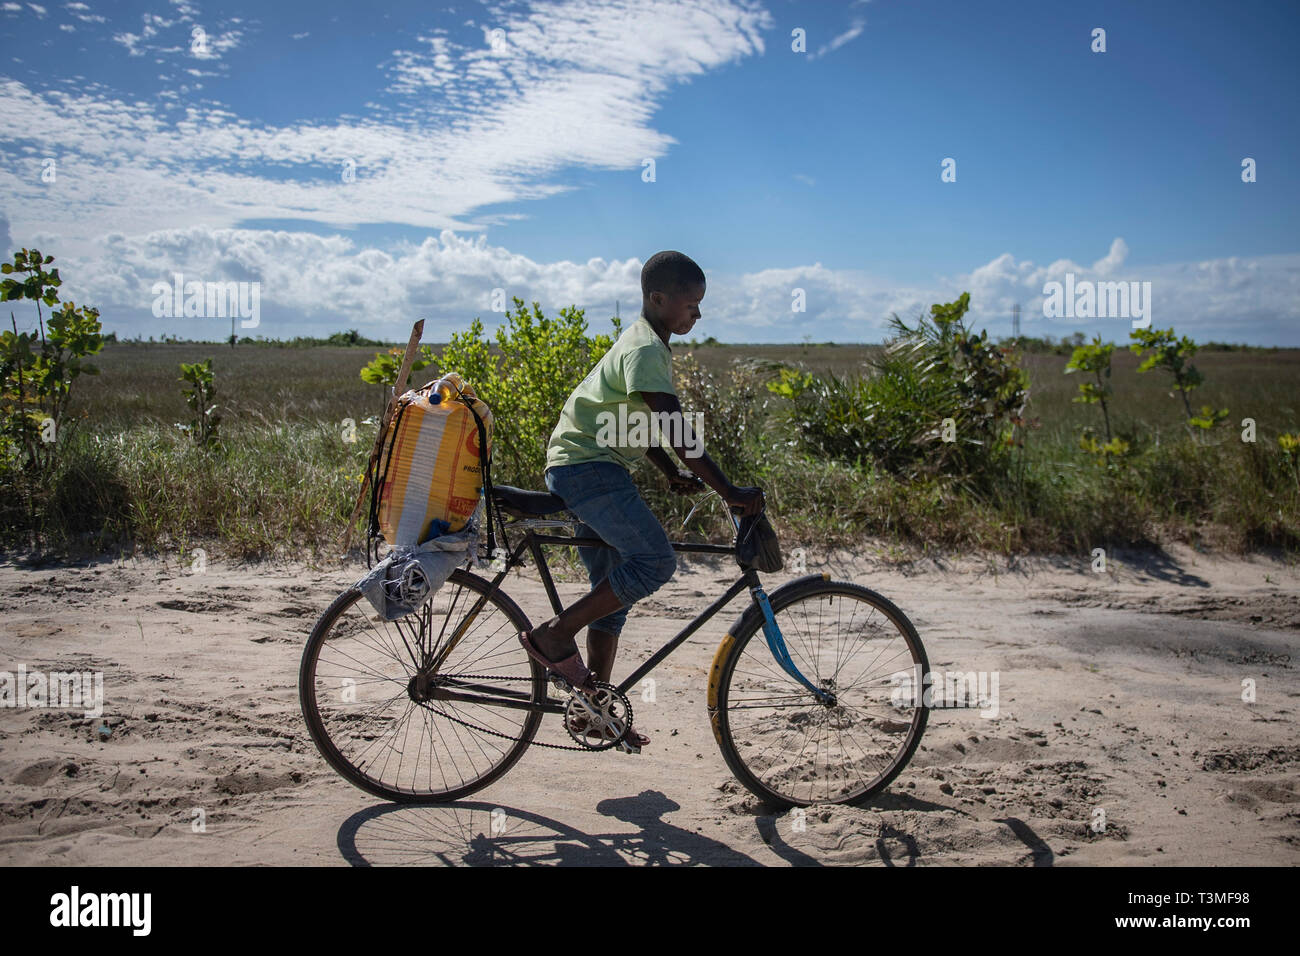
560;680;637;752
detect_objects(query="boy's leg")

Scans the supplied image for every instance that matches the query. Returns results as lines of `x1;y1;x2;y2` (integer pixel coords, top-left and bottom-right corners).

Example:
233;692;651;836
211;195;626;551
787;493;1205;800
537;467;663;747
572;524;641;740
585;628;620;684
528;462;676;664
572;519;628;684
525;577;620;663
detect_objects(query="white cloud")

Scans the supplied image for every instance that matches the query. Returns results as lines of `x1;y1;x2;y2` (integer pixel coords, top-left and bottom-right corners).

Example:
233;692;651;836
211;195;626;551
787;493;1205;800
50;227;644;341
188;24;243;60
63;0;104;23
1;0;771;245
953;240;1300;342
16;225;1297;345
111;2;243;61
811;2;870;61
1091;237;1128;276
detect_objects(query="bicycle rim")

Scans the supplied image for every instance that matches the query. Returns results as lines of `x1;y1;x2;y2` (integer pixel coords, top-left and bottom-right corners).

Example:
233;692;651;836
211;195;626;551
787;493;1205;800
299;569;543;803
713;579;929;808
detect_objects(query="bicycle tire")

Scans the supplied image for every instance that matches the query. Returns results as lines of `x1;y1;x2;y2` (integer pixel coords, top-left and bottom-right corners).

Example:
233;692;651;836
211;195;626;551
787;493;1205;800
709;577;929;809
299;568;544;803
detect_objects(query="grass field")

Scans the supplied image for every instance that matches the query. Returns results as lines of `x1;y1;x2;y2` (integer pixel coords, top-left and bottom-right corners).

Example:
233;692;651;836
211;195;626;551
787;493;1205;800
70;340;1300;446
6;337;1299;561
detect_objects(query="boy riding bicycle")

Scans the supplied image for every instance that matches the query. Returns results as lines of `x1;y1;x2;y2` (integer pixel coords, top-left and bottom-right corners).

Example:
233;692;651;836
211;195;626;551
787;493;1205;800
518;251;764;748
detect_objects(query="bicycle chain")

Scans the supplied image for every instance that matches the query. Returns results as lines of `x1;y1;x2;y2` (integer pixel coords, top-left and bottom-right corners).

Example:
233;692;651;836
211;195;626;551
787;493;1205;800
417;673;627;752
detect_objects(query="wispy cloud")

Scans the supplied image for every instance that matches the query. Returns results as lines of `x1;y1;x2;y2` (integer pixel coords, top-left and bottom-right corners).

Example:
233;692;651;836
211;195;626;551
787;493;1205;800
63;1;105;23
811;1;869;59
1;0;771;245
110;0;243;61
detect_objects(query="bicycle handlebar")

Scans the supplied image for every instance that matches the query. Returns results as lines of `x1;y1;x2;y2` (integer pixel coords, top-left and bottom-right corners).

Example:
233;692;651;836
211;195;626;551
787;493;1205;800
681;488;764;535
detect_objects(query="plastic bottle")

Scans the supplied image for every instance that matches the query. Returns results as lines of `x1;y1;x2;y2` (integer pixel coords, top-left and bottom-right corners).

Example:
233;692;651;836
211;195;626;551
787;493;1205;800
432;372;464;404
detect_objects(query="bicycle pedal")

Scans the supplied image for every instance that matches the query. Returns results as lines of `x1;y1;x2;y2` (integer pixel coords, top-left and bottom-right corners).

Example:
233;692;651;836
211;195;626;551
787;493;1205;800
548;673;573;694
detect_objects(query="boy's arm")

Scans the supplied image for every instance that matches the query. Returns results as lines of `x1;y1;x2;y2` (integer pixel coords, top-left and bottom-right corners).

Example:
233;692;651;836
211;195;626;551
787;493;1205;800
645;445;703;495
639;390;764;515
645;445;684;478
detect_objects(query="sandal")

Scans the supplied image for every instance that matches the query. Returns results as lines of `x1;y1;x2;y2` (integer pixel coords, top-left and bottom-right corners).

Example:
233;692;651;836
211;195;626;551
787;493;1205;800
518;630;598;693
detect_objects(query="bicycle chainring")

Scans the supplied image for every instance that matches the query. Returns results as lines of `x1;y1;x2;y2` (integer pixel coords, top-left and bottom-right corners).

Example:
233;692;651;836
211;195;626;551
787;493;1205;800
562;680;634;751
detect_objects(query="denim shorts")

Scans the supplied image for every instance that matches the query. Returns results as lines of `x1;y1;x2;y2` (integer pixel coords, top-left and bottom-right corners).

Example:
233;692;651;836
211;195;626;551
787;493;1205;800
545;460;678;637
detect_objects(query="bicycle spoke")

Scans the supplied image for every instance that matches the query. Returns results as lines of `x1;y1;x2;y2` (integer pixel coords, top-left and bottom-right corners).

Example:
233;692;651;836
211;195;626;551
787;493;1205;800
722;583;926;806
302;574;542;801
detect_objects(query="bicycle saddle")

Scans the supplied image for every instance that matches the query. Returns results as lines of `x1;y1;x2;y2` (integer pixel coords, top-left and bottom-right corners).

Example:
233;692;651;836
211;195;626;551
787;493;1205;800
492;484;568;517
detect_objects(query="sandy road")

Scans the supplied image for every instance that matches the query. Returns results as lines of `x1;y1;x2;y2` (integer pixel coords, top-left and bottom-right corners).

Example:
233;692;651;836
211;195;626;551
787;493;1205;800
0;543;1296;866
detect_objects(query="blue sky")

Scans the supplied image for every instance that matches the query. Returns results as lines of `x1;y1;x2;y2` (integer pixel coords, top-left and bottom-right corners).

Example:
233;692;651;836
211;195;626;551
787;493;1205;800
1;0;1297;343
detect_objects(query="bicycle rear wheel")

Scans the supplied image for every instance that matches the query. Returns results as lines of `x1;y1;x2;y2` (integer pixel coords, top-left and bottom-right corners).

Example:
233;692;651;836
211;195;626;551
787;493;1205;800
710;578;929;808
299;569;544;803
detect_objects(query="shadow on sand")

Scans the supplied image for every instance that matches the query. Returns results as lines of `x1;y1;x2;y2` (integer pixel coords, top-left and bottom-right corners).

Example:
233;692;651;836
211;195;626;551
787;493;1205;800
336;790;763;866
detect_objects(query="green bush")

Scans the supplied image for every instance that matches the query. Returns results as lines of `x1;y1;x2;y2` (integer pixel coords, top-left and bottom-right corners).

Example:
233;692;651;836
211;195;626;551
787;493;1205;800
1130;326;1229;433
4;291;1297;561
0;248;104;472
671;353;771;483
177;358;221;446
634;353;775;539
435;299;617;485
767;293;1028;484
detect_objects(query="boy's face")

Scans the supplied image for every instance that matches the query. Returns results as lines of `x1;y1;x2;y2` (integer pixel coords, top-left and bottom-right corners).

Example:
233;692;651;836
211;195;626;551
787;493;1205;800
649;281;705;337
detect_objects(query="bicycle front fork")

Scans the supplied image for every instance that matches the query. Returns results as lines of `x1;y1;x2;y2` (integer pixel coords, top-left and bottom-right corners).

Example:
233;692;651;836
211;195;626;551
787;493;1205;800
751;585;836;706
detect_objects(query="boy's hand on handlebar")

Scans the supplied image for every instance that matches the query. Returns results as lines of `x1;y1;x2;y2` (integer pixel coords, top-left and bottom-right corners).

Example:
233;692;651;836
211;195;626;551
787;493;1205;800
725;485;765;517
667;469;706;495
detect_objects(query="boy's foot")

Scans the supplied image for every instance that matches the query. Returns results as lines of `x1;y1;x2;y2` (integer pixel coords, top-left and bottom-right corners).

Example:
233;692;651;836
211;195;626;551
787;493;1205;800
528;618;575;661
518;627;597;693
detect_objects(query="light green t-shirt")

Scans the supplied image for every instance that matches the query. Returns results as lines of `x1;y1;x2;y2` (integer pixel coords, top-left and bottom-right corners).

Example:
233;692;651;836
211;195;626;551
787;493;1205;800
546;314;674;471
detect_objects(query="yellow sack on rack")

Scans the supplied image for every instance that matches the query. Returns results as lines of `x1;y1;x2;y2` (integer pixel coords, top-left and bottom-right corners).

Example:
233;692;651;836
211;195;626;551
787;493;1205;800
376;373;492;545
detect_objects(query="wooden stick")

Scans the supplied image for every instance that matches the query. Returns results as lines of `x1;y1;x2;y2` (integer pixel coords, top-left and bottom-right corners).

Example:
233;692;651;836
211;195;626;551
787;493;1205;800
340;319;424;553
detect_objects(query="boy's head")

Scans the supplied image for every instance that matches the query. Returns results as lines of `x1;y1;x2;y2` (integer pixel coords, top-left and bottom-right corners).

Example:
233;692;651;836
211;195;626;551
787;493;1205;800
641;250;705;337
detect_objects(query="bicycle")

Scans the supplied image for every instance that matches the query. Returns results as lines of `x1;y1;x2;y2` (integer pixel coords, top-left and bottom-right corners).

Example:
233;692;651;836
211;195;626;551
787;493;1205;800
300;484;929;809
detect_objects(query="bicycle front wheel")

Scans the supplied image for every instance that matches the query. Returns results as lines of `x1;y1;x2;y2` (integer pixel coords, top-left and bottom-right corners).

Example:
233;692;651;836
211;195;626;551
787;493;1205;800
299;569;544;803
710;578;929;808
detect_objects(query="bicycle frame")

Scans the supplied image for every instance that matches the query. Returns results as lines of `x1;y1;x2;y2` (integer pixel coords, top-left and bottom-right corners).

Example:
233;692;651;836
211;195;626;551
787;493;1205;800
423;515;833;717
